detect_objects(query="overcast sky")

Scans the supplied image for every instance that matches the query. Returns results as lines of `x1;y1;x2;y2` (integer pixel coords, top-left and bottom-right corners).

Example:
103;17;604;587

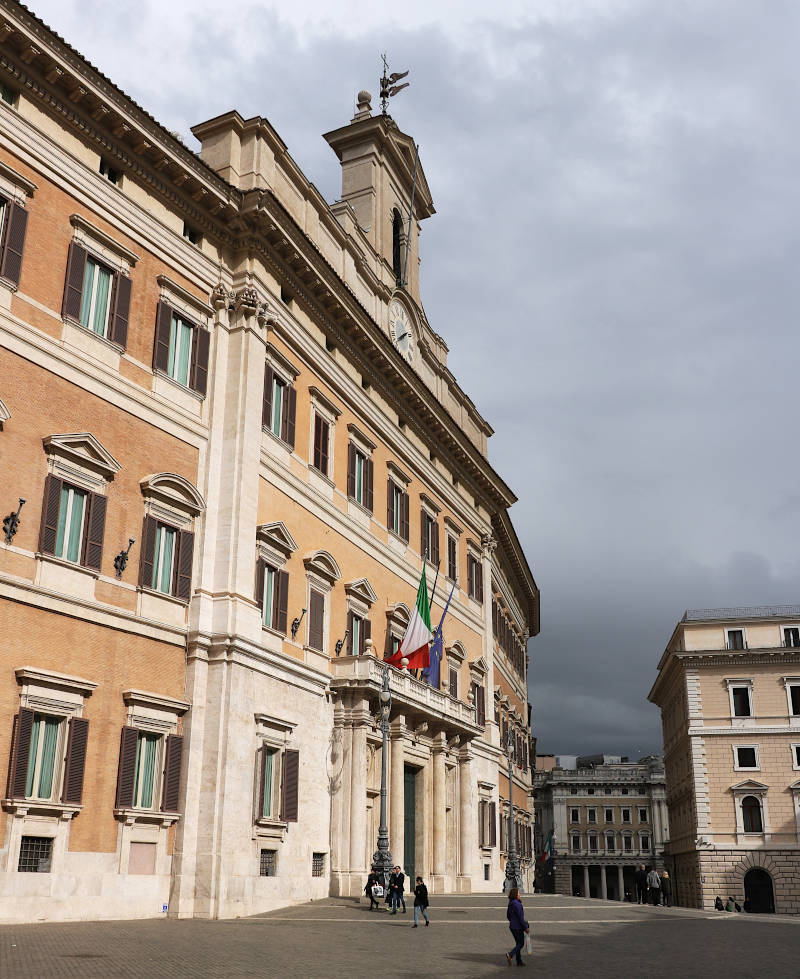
32;0;800;758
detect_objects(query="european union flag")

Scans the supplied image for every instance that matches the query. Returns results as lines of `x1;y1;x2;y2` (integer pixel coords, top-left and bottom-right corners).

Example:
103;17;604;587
422;580;456;689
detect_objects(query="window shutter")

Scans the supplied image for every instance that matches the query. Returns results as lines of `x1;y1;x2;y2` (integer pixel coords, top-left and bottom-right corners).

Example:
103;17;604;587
82;491;107;571
7;707;34;799
449;668;458;699
478;800;486;847
364;456;373;513
109;273;131;349
489;801;497;847
138;515;158;588
191;327;210;396
38;473;63;555
478;685;486;727
62;241;87;320
281;385;296;448
319;417;329;476
153;301;173;373
161;733;183;812
174;530;194;602
255;558;265;614
313;414;323;471
309;589;324;651
0;202;28;287
346;609;354;655
257;745;267;819
262;364;274;429
61;716;90;804
115;726;139;808
477;560;484;603
275;569;289;634
362;617;371;655
421;513;427;559
387;479;394;530
401;491;410;543
347;443;356;499
280;748;299;822
432;520;440;566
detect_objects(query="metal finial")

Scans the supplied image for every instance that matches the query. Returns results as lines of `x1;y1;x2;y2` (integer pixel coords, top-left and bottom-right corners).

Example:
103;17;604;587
380;53;410;115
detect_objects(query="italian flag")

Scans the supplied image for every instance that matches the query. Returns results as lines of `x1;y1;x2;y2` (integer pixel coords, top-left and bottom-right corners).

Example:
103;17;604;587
386;566;434;669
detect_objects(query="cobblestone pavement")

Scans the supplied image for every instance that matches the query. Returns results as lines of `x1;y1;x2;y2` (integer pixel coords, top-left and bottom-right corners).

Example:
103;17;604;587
1;894;799;979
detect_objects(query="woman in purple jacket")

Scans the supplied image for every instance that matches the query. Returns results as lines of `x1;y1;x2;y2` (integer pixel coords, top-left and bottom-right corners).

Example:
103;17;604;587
505;887;529;966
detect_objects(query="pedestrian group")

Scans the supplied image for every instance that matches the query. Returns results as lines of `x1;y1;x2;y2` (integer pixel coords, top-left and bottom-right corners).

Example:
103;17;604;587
633;864;672;906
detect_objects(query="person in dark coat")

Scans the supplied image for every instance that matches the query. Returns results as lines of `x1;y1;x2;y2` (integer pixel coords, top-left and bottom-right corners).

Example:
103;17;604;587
505;887;529;967
634;865;648;905
365;871;380;911
412;876;429;927
394;865;407;913
714;896;725;911
660;871;672;908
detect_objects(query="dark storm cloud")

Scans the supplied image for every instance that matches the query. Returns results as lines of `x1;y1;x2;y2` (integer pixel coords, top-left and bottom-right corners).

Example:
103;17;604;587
30;0;800;757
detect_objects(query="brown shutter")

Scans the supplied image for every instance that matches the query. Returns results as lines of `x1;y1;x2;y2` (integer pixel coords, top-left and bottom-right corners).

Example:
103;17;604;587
500;815;505;851
489;801;497;847
318;417;329;476
174;530;194;602
421;513;427;558
362;617;371;655
161;733;183;812
0;202;28;287
309;589;324;651
81;492;106;571
255;558;265;615
347;443;356;499
313;414;323;471
7;707;34;799
153;301;173;373
432;520;440;566
449;668;458;699
387;479;394;530
281;385;296;448
115;726;139;808
109;273;131;349
364;456;373;513
477;685;486;727
478;800;486;846
262;363;274;429
38;473;62;555
191;327;210;396
477;560;484;603
138;515;158;588
275;569;289;634
257;745;267;819
280;748;299;822
401;491;410;543
346;609;354;654
61;716;90;804
62;242;87;320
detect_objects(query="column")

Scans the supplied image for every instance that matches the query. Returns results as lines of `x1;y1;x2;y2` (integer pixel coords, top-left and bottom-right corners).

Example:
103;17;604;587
583;865;590;898
390;727;405;872
432;735;447;888
600;865;608;900
617;865;624;902
457;752;474;891
349;717;368;895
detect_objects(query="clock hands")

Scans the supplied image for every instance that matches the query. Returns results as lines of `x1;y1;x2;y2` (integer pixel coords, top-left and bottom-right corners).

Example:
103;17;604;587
396;332;410;342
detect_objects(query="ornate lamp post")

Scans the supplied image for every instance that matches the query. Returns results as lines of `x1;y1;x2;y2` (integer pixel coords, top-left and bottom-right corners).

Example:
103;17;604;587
371;663;394;893
503;716;523;893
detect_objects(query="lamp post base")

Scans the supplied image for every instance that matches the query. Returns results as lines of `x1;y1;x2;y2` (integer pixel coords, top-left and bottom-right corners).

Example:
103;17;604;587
371;846;394;895
503;855;524;894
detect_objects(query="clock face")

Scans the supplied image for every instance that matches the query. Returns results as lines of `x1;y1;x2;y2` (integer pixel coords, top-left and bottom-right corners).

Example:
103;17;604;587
389;300;414;363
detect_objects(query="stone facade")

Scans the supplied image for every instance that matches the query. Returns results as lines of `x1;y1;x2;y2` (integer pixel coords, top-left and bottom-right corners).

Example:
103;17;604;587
534;755;668;901
0;1;538;922
649;606;800;914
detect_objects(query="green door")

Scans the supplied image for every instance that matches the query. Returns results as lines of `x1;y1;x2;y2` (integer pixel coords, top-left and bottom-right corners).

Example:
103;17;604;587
404;766;416;878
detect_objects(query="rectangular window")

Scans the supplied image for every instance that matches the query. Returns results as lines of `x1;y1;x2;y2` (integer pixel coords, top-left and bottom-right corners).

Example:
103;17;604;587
587;808;596;823
621;787;629;795
447;533;457;581
604;807;613;823
570;807;579;823
391;483;402;535
606;834;616;853
789;685;800;716
351;614;362;655
571;834;580;853
732;686;752;717
18;836;53;873
449;667;458;699
167;313;195;387
588;835;598;853
25;713;64;801
421;512;439;563
262;563;276;629
99;158;119;184
622;807;631;823
467;553;482;601
638;807;648;823
641;835;651;851
151;523;177;594
623;835;633;852
132;732;162;809
79;257;114;337
785;627;800;648
312;414;330;477
353;449;365;505
484;863;490;881
735;746;758;769
312;852;325;877
55;484;87;563
794;745;800;768
270;375;285;438
260;849;277;877
1;82;15;105
727;629;745;651
260;747;279;819
182;222;201;245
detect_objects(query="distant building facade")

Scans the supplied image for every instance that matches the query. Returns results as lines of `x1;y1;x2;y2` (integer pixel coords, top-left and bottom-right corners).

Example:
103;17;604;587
649;606;800;915
534;754;668;900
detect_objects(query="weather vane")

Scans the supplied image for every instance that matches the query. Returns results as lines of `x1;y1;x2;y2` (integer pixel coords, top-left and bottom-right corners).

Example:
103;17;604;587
380;53;410;115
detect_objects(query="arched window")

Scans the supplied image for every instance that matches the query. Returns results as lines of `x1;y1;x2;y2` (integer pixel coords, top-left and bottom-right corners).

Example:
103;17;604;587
392;209;403;285
742;795;763;833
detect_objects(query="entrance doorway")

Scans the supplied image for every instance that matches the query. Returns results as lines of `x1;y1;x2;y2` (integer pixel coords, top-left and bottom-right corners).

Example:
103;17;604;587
403;766;416;878
744;868;775;913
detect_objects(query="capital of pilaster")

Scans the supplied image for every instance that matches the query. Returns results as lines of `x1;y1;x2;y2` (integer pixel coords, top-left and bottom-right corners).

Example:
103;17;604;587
211;282;234;311
431;731;448;753
481;532;497;557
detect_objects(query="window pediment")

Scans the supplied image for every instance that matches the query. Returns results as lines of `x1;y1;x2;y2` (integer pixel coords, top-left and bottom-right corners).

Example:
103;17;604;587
731;779;768;793
386;602;410;627
0;397;10;429
470;656;488;680
140;473;205;517
345;578;378;607
446;641;467;665
303;549;341;583
43;432;121;481
257;521;298;557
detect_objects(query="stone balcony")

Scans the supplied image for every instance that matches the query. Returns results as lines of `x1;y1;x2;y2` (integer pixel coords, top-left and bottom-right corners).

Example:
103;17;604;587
330;654;482;740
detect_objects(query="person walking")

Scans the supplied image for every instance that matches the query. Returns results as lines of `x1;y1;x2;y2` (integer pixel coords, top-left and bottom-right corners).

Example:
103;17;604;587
647;867;661;906
388;868;400;914
635;865;648;905
394;866;407;913
365;870;380;912
412;876;429;927
660;870;672;908
505;886;529;967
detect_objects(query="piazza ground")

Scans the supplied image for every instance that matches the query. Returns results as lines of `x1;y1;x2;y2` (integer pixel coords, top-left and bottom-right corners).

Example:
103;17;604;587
1;893;798;979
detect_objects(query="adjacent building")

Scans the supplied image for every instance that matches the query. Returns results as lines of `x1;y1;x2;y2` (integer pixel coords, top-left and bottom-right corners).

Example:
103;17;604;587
649;606;800;915
0;0;538;921
534;754;668;900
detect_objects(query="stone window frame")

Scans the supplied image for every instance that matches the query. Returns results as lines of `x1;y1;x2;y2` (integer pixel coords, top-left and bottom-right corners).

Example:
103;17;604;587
385;602;410;659
256;522;298;636
725;627;747;651
346;423;376;518
303;550;342;656
138;473;205;604
638;830;651;852
344;577;378;656
638;806;649;824
731;780;769;838
444;516;462;585
154;275;214;393
725;678;755;727
254;712;297;842
790;781;800;841
587;806;597;824
386;461;411;545
604;806;614;823
0;158;36;293
445;641;466;699
587;830;598;853
622;831;634;853
263;343;300;452
732;744;760;772
621;806;632;824
570;831;581;854
604;830;616;853
791;744;800;772
569;807;580;824
782;676;800;725
308;385;341;487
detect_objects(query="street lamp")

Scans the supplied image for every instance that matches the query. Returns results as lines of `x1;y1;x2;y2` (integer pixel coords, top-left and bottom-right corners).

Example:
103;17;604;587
503;715;523;893
371;662;394;894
